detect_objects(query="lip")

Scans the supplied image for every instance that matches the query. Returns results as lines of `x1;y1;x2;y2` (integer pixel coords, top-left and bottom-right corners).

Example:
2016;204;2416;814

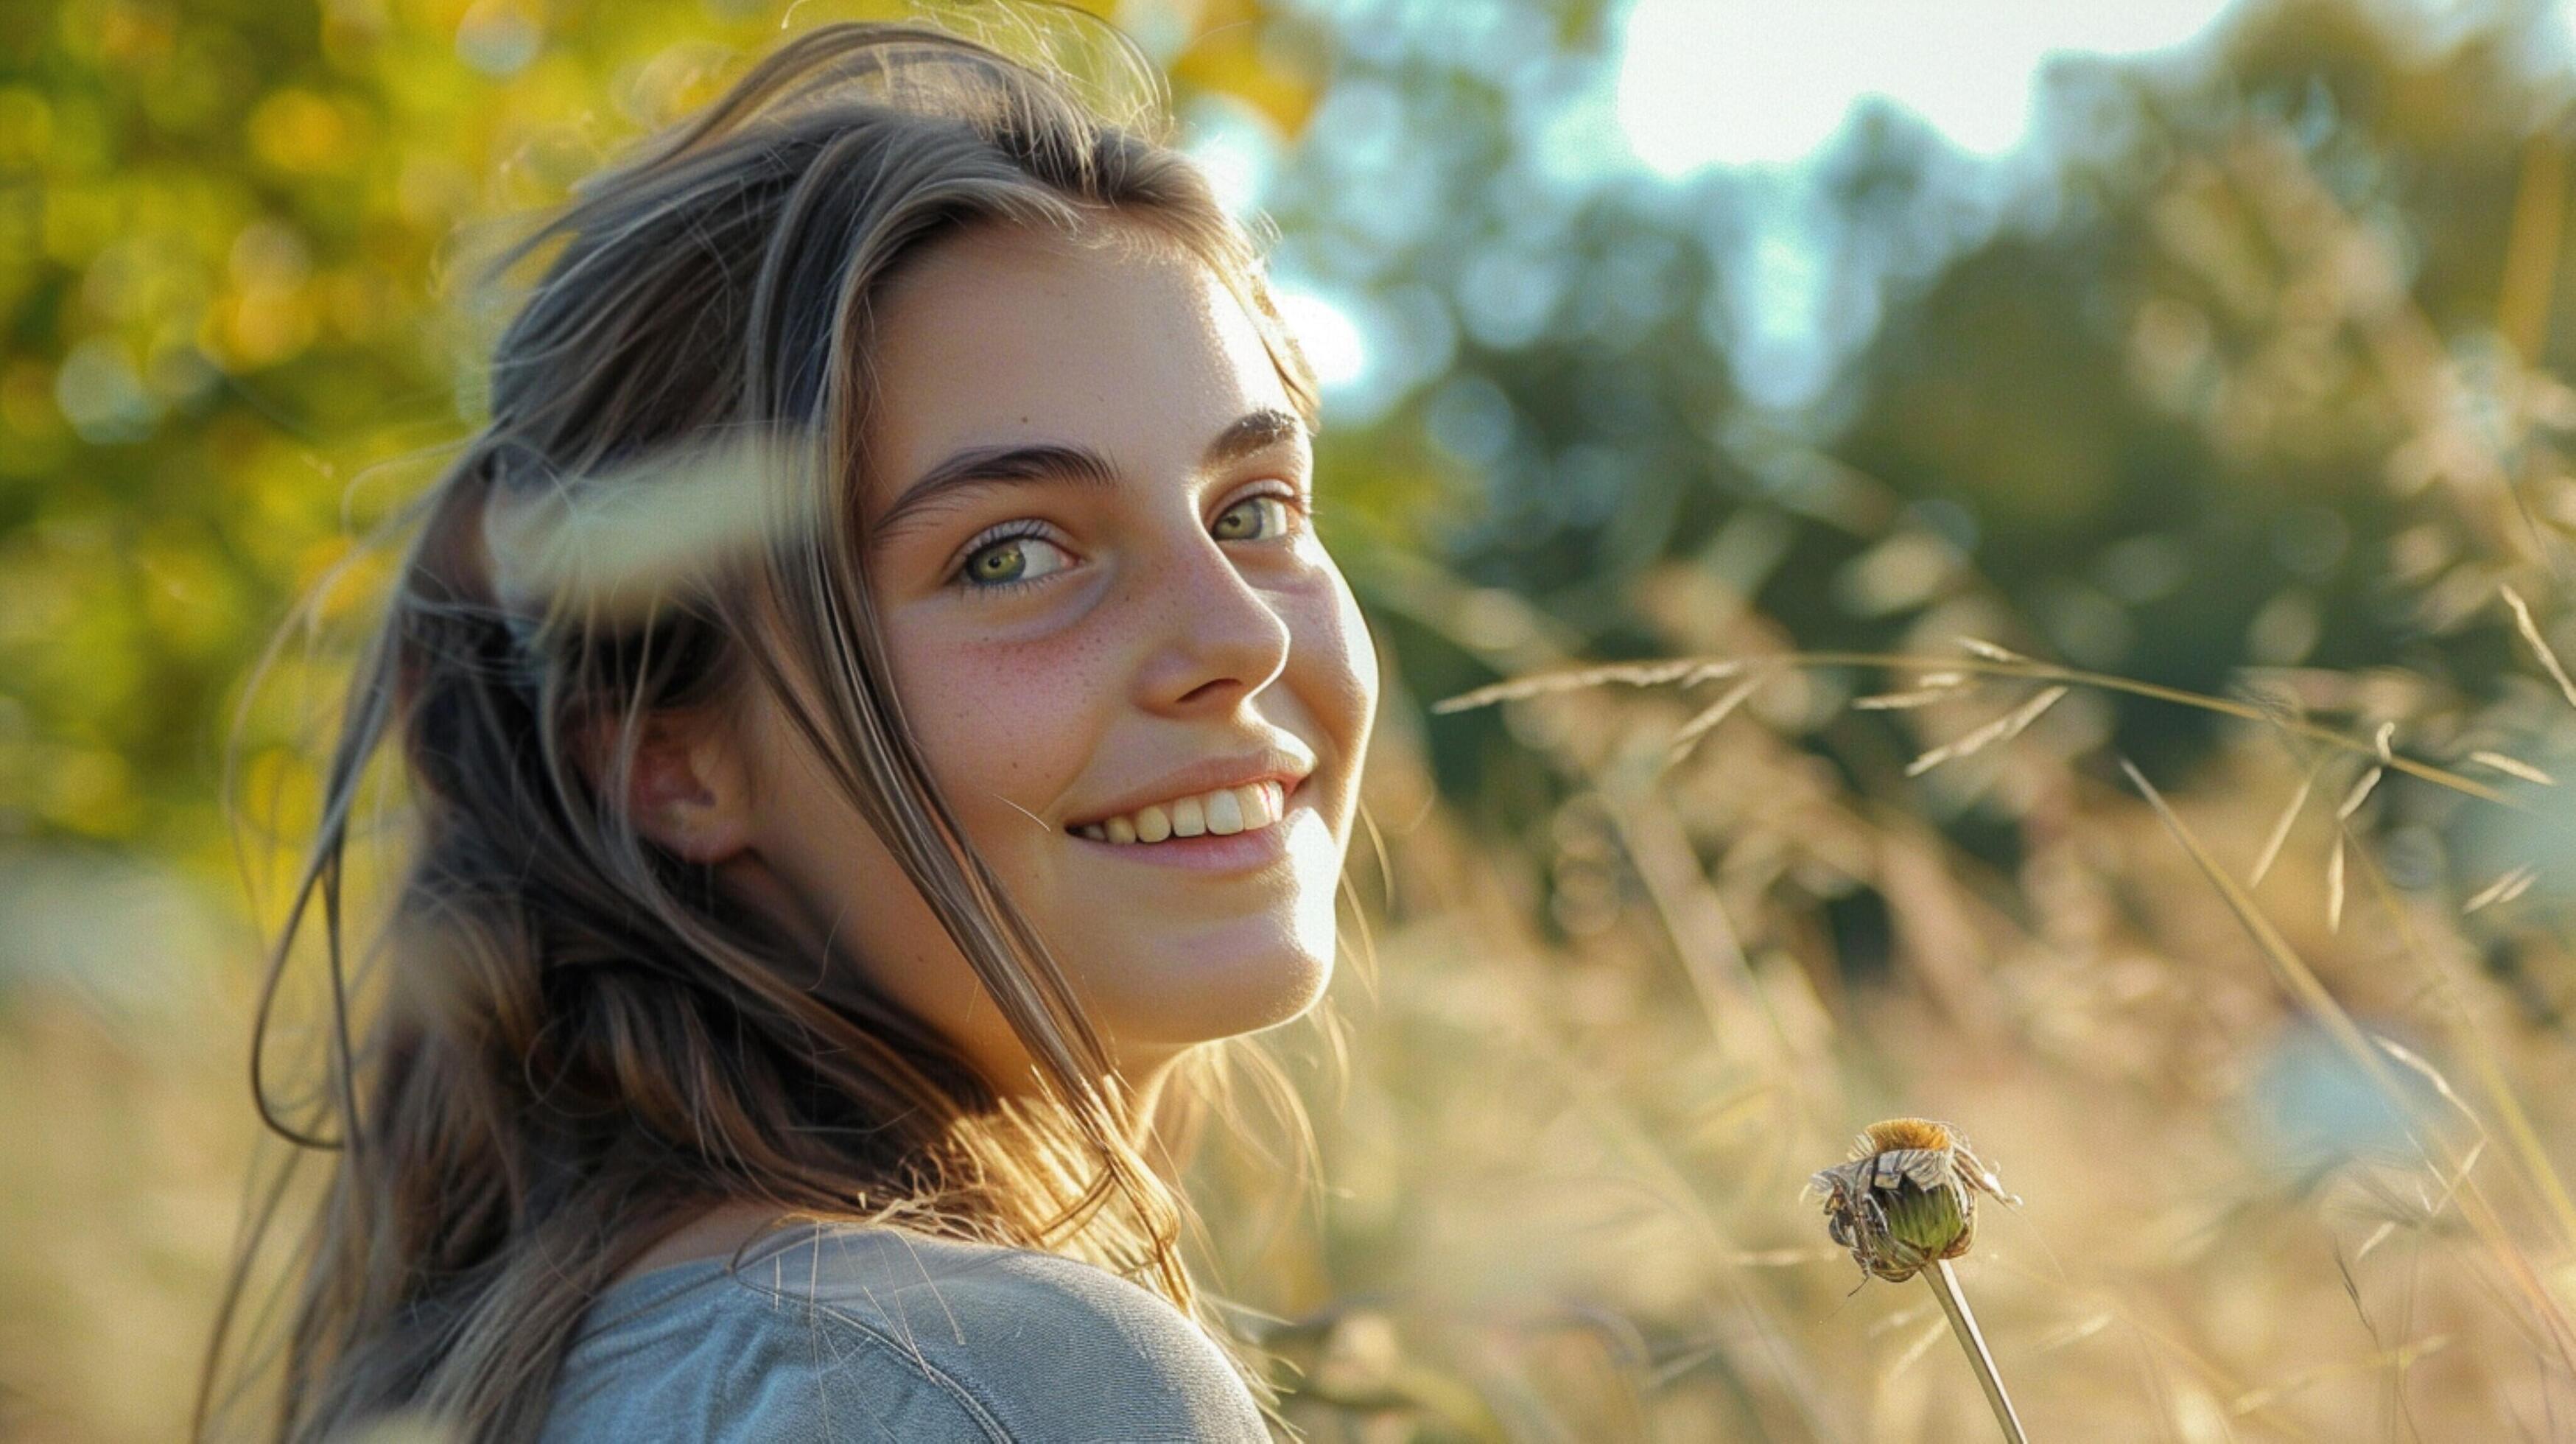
1067;777;1313;874
1061;746;1316;832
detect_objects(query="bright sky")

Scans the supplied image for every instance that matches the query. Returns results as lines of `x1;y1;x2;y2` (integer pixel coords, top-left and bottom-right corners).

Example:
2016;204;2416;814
1286;0;2254;418
1282;0;2556;417
1615;0;2242;172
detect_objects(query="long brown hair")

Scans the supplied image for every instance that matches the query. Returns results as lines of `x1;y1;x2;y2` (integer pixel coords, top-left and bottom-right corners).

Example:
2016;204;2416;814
200;15;1325;1440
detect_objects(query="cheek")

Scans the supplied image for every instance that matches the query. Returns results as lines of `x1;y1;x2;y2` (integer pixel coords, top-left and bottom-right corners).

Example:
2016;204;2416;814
1300;562;1380;751
888;623;1109;819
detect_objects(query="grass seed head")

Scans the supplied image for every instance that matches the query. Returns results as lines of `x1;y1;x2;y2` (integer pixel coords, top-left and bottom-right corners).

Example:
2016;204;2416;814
1808;1117;2021;1283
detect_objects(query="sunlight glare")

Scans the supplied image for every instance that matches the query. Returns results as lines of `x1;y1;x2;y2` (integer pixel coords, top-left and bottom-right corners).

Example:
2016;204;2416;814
1272;286;1371;395
1615;0;2238;172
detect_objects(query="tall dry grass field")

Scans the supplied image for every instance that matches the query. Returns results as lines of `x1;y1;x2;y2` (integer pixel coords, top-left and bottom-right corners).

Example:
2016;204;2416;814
1175;123;2576;1440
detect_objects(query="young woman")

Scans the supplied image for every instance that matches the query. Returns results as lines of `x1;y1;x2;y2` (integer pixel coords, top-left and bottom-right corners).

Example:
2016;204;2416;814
203;17;1379;1441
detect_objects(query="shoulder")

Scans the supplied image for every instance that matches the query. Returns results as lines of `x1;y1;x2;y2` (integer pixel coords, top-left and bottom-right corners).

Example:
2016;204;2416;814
543;1223;1271;1444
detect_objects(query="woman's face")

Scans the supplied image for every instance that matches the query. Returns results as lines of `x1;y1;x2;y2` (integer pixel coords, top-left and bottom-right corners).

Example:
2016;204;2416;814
719;220;1377;1090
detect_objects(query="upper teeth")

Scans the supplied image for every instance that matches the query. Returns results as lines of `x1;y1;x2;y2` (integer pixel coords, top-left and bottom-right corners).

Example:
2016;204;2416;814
1075;780;1288;843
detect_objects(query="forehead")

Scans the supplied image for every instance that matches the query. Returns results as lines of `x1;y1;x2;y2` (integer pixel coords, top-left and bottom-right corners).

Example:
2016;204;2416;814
860;220;1294;505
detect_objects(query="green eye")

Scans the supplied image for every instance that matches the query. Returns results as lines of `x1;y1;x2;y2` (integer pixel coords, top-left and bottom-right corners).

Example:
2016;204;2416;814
971;541;1026;582
954;530;1073;593
1215;494;1293;542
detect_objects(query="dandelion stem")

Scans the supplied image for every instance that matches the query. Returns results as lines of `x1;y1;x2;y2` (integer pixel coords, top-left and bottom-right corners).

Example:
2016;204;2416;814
1925;1259;2028;1443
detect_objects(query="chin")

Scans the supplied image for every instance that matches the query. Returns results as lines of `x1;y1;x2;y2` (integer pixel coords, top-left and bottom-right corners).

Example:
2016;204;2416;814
1103;937;1333;1049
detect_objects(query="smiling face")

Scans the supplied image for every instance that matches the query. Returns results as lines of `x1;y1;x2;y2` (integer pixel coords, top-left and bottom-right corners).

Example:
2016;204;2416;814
709;220;1378;1093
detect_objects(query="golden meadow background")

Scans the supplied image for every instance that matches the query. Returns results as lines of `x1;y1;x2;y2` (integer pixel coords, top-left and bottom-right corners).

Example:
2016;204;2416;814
7;0;2576;1437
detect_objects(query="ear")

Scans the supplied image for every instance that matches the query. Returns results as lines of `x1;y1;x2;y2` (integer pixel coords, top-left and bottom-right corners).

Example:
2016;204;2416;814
601;710;759;865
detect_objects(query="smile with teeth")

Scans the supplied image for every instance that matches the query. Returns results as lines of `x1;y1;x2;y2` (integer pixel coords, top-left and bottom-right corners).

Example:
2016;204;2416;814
1071;779;1290;844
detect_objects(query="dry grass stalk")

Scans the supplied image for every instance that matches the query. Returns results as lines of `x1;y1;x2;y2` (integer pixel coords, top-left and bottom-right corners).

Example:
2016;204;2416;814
2326;835;2348;933
1663;675;1764;769
2119;758;2576;1371
1429;658;1741;714
1904;686;2068;777
2341;841;2576;1260
1853;685;1965;711
2225;1334;2454;1416
2500;584;2576;710
1857;670;1976;709
2464;749;2555;785
1433;651;2524;808
2250;767;2317;886
2463;866;2539;914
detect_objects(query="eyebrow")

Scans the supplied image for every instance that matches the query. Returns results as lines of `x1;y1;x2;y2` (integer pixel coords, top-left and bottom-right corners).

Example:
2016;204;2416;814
870;407;1311;545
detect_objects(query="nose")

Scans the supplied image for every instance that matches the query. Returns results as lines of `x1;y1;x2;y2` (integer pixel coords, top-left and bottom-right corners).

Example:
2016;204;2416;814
1131;524;1294;712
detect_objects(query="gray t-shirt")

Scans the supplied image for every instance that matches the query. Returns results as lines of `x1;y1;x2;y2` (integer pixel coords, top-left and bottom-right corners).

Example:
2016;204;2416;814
538;1222;1271;1442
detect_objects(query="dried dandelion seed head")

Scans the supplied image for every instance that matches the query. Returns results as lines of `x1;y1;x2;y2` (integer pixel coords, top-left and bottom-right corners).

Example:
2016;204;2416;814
1807;1118;2021;1283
